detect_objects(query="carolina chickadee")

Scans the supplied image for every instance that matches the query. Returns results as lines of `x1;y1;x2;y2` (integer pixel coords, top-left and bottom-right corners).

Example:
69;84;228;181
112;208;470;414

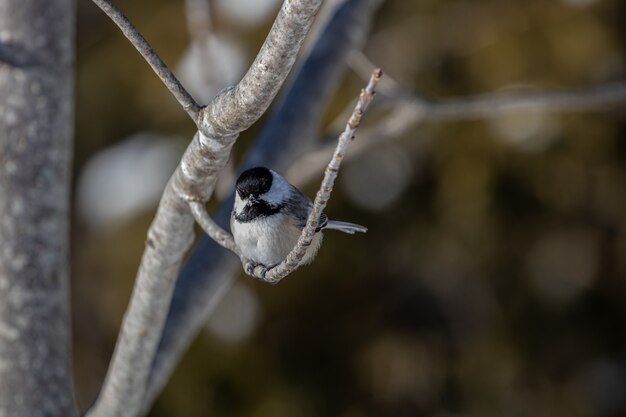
231;167;367;270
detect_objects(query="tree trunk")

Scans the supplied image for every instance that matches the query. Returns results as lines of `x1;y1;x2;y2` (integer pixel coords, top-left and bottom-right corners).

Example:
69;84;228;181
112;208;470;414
0;0;78;416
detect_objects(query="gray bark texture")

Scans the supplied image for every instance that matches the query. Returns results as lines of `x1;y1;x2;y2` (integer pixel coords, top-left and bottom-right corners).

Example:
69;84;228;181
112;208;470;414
0;1;78;417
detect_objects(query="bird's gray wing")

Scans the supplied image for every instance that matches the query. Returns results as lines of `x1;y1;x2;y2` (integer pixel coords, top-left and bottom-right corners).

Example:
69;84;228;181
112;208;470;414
287;185;327;231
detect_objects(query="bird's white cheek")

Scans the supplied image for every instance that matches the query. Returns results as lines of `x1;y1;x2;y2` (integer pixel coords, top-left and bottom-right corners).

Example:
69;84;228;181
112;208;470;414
233;194;247;215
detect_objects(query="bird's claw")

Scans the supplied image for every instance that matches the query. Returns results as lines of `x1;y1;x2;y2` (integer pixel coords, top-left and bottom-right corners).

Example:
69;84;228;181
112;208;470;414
244;262;269;281
254;265;268;280
244;262;256;276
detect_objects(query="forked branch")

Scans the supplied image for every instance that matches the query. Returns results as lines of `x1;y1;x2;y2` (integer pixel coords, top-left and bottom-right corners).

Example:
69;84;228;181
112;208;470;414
190;68;382;284
87;0;323;416
144;0;385;408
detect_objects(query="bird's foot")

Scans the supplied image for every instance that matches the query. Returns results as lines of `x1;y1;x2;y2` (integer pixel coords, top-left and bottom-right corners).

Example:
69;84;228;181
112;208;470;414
244;262;269;281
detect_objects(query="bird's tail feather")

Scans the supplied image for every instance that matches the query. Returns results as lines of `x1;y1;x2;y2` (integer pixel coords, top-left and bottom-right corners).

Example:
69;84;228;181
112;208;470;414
324;220;368;234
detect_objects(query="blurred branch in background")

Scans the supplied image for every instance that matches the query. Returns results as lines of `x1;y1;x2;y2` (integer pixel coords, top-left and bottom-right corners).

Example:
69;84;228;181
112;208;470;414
86;0;323;416
288;53;626;187
421;81;626;121
184;0;213;61
144;0;385;410
184;0;224;92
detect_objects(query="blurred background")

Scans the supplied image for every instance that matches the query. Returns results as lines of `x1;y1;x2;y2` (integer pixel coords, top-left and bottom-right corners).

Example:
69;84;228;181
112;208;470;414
73;0;626;416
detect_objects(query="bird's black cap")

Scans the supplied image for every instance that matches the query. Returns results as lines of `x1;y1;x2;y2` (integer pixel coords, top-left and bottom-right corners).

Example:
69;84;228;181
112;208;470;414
236;167;273;198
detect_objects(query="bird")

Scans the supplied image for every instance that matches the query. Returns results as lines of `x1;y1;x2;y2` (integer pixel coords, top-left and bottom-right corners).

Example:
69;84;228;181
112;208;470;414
231;166;367;272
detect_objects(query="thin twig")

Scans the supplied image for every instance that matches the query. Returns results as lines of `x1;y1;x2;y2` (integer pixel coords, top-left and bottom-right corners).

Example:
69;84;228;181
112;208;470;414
189;201;239;255
247;68;382;284
91;0;202;121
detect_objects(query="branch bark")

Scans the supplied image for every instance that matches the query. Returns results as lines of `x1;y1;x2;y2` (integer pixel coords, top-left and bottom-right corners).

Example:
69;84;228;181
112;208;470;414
189;201;239;255
0;0;78;416
86;1;323;416
197;0;324;137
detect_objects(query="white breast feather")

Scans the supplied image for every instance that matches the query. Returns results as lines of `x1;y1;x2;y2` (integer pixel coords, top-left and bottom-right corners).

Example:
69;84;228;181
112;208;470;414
232;202;323;267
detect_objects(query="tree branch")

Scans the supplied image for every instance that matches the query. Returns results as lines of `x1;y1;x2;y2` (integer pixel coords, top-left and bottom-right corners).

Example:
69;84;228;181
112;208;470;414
189;201;239;255
91;0;202;121
143;0;384;410
197;0;324;138
86;1;323;416
247;68;381;283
